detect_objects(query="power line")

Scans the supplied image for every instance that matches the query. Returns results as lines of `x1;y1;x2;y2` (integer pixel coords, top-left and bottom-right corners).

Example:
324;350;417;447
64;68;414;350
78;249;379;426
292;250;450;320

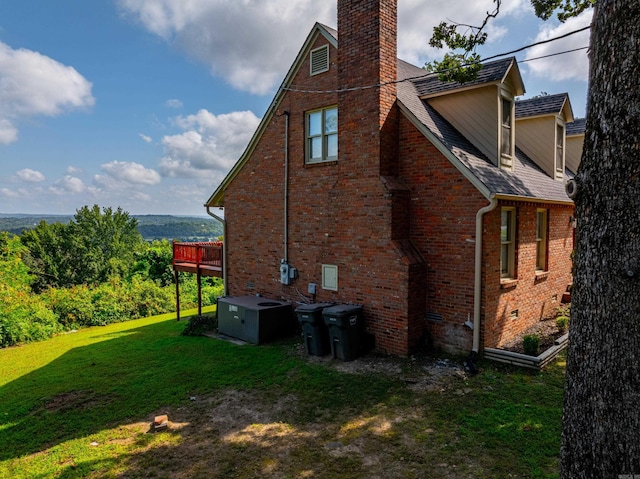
283;24;591;94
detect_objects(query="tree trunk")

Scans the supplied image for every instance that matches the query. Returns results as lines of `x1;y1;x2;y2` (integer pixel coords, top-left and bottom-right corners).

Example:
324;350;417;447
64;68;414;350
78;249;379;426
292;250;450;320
560;1;640;477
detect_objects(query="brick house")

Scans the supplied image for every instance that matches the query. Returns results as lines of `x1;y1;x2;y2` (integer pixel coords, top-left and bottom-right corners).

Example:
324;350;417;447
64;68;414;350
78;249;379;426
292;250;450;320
205;0;578;358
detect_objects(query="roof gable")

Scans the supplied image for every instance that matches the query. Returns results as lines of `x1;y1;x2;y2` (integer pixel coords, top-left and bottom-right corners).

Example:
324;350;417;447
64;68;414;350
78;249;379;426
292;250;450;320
412;57;525;98
516;93;574;122
205;23;337;208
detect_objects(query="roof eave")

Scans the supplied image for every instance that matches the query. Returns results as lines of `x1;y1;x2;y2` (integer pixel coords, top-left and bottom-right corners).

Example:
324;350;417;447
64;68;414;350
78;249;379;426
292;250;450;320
494;193;573;206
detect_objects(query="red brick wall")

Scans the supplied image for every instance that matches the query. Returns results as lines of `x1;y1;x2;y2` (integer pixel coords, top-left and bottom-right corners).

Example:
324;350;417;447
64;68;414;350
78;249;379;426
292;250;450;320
482;202;574;348
398;115;489;353
224;6;428;356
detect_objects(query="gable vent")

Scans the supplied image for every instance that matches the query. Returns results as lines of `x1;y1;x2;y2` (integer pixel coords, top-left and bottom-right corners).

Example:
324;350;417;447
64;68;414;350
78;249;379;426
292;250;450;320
310;45;329;76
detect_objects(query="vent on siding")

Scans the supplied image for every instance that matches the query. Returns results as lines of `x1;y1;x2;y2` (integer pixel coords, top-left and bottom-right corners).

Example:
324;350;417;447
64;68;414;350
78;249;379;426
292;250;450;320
310;45;329;75
426;311;443;322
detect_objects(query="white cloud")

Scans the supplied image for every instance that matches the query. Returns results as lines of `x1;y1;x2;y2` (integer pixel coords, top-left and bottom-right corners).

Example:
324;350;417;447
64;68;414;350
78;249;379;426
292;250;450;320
523;10;592;82
66;166;83;174
397;0;529;65
97;161;162;187
118;0;535;95
159;109;260;178
0;41;95;145
50;175;86;195
16;168;45;182
165;98;183;108
118;0;335;95
0;119;18;144
1;187;30;198
139;133;153;143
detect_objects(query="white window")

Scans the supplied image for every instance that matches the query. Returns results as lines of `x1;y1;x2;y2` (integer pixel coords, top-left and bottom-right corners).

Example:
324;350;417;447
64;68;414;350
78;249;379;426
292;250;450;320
501;207;516;279
500;97;513;159
306;107;337;164
536;209;548;271
555;123;564;176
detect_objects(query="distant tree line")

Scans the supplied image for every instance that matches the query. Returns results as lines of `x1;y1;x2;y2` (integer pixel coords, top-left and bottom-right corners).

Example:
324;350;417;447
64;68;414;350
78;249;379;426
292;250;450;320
0;205;223;348
0;213;223;242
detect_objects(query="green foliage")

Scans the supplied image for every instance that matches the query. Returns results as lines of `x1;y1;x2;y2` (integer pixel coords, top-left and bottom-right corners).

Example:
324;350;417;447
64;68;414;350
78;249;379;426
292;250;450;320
426;0;595;83
71;205;144;285
532;0;595;21
556;315;569;333
181;314;217;336
41;285;94;329
0;284;60;348
129;239;174;286
177;275;224;309
20;205;144;290
0;232;32;291
128;276;175;319
523;334;541;356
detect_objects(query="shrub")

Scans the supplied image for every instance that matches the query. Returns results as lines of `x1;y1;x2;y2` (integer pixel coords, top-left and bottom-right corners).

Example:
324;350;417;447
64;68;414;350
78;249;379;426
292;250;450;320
181;314;217;336
42;285;94;329
90;278;136;326
0;284;60;348
128;277;175;318
556;315;569;333
523;334;541;356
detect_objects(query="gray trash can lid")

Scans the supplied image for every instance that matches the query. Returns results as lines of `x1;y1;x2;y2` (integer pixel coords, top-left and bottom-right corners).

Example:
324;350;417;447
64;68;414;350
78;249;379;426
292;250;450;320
295;302;334;313
322;304;362;316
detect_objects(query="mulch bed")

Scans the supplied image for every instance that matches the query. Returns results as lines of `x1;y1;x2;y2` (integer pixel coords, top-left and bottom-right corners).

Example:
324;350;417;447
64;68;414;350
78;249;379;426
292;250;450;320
497;316;567;355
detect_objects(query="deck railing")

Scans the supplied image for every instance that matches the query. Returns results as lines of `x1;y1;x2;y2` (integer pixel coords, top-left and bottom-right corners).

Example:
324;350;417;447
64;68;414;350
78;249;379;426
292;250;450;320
172;241;223;267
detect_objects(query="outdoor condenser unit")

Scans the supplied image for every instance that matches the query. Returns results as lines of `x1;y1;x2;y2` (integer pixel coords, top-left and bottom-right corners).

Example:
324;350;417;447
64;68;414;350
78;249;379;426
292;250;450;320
217;296;292;344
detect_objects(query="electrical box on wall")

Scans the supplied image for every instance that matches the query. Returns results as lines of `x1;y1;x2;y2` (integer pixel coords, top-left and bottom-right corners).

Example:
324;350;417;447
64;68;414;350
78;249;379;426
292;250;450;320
280;261;290;285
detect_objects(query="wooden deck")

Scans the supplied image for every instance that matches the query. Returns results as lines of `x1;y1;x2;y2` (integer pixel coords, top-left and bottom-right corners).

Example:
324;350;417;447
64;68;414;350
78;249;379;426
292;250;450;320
172;241;223;278
172;241;224;319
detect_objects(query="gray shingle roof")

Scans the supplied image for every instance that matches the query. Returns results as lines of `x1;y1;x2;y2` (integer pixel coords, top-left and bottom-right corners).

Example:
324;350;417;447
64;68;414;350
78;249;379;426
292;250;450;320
397;59;571;203
412;57;516;97
566;117;586;136
515;93;569;118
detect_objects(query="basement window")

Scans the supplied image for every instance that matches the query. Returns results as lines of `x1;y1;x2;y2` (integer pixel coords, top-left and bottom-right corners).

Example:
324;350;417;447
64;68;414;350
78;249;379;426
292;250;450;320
310;45;330;75
306;106;338;164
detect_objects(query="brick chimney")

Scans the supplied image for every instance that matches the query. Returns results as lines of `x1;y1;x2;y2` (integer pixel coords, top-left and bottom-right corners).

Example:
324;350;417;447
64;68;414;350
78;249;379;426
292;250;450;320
337;0;398;176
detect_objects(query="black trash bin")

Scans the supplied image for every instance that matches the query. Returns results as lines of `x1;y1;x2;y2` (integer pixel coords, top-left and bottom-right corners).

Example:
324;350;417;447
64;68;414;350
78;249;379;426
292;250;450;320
295;303;333;356
322;304;363;361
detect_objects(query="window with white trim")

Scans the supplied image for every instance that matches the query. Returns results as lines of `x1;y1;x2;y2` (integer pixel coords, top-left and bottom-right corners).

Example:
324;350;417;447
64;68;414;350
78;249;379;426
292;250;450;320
306;107;337;164
501;207;516;279
536;209;548;271
500;97;513;159
555;123;564;177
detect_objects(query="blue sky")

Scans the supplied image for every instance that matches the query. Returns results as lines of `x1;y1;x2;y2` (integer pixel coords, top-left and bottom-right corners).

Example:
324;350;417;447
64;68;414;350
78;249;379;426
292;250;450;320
0;0;591;215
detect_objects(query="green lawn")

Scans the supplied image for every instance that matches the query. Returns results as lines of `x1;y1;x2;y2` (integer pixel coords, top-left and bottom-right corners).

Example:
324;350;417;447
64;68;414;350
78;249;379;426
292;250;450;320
0;309;565;478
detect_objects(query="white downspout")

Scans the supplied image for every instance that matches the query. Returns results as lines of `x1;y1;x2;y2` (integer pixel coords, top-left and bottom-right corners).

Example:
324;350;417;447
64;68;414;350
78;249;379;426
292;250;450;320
206;206;228;296
473;196;498;353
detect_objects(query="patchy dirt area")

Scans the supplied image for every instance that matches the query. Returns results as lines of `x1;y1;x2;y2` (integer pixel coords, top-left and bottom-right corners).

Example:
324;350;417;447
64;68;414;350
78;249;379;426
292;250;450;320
105;351;477;479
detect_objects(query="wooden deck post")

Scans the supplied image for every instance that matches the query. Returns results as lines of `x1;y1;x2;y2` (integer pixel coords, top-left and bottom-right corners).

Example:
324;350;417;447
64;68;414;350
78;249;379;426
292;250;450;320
174;268;181;321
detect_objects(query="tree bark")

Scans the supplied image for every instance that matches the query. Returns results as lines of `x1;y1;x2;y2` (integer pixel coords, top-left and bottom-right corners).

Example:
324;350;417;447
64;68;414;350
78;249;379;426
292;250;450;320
560;1;640;477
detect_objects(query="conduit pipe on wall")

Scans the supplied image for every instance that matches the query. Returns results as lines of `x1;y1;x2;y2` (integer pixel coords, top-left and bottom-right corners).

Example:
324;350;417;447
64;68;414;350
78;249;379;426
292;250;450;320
283;111;290;264
472;196;498;353
206;206;228;296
